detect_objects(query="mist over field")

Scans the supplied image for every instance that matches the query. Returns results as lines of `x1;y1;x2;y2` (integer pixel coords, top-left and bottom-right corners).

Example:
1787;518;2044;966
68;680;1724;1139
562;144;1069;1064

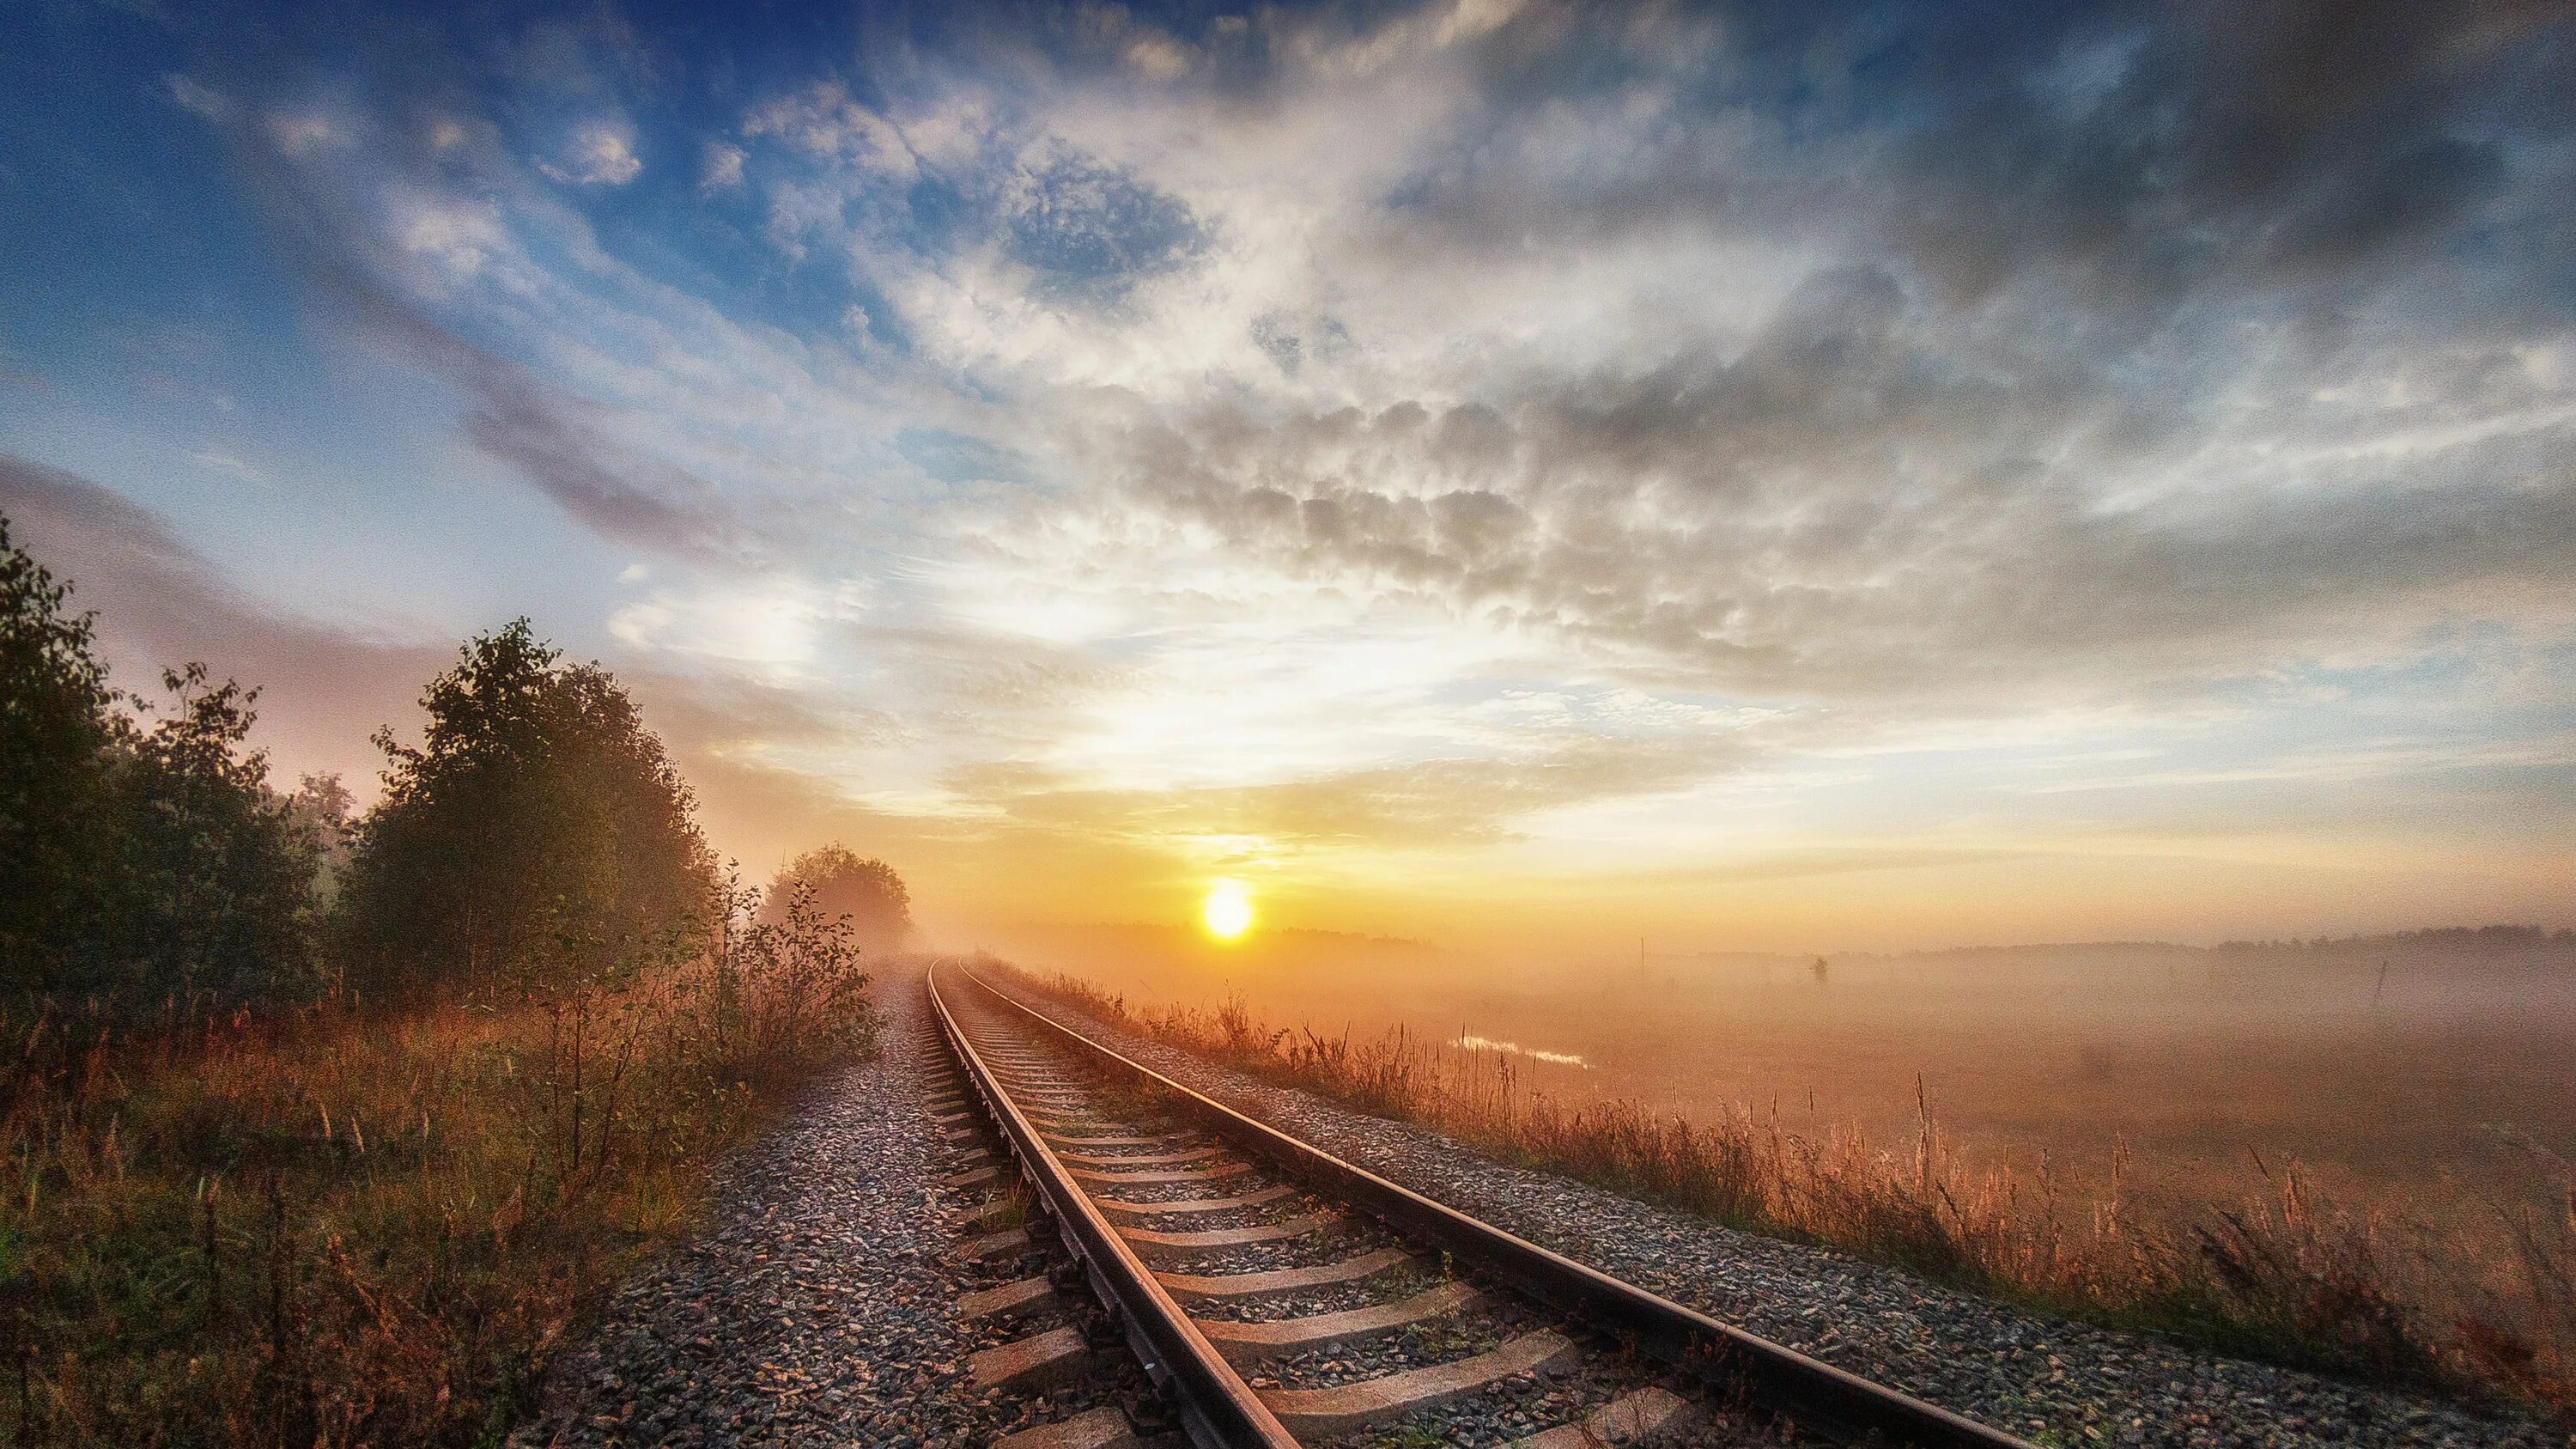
994;925;2576;1226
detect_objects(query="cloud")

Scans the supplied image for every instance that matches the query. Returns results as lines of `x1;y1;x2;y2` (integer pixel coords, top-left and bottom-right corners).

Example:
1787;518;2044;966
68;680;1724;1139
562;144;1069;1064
999;149;1206;303
700;139;745;191
993;734;1764;852
0;454;447;787
540;119;642;186
743;82;916;180
186;447;270;486
73;0;2576;926
163;73;234;122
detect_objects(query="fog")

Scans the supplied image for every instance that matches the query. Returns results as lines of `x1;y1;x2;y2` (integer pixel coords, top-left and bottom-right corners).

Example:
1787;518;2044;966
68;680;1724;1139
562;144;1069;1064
982;924;2576;1223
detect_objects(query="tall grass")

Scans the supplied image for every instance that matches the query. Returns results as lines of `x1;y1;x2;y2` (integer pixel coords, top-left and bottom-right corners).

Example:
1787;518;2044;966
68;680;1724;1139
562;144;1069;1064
0;925;875;1447
996;963;2576;1416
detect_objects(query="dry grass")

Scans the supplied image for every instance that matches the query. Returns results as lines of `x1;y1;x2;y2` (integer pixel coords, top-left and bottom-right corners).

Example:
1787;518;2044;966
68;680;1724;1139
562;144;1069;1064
997;963;2576;1417
0;952;877;1448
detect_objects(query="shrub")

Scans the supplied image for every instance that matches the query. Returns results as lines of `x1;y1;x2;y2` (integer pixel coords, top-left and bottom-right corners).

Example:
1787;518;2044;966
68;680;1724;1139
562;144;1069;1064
342;622;718;999
758;844;911;953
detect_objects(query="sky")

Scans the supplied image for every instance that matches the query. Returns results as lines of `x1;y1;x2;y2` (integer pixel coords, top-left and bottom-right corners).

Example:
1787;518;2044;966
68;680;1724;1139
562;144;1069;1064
3;0;2573;955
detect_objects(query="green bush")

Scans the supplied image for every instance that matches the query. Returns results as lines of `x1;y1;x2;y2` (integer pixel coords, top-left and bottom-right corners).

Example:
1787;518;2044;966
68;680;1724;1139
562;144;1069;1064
340;620;718;999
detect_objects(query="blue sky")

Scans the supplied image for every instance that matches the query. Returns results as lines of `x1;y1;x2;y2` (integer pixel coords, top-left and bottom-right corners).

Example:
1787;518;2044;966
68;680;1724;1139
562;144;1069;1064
4;0;2573;951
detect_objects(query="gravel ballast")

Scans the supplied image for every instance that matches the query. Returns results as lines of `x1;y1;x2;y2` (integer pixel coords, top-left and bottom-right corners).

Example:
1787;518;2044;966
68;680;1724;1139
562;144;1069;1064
994;980;2574;1449
513;966;1167;1447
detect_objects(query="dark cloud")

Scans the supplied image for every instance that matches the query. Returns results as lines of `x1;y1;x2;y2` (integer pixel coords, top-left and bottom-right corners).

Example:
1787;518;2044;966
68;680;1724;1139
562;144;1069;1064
1390;0;2573;320
460;383;751;561
306;270;771;564
1095;293;2576;705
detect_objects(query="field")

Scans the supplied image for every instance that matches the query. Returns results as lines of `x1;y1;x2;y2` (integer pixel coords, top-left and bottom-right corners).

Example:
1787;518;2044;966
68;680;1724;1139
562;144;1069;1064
0;956;876;1448
986;924;2576;1412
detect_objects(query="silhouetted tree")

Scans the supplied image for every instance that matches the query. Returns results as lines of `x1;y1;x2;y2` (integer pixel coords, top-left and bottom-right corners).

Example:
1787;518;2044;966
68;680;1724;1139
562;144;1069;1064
0;517;321;1013
762;844;911;953
0;514;119;995
343;620;717;996
98;666;321;1004
285;771;355;882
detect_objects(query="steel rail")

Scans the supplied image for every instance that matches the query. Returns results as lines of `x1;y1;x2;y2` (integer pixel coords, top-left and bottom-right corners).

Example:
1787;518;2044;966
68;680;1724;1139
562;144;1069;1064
927;963;1300;1449
961;967;2040;1449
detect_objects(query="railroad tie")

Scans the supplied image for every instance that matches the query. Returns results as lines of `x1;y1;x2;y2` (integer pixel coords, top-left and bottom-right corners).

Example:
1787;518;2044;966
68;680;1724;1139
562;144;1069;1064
1155;1245;1420;1301
991;1405;1174;1449
1066;1160;1253;1187
1055;1144;1226;1170
1505;1387;1697;1447
1095;1183;1296;1221
956;1227;1032;1262
957;1275;1060;1320
1116;1212;1338;1262
1194;1281;1481;1365
969;1325;1111;1394
1257;1329;1581;1436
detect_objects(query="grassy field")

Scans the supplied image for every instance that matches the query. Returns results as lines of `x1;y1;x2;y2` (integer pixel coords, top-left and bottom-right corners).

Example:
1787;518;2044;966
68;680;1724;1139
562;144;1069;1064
993;956;2576;1417
0;959;876;1448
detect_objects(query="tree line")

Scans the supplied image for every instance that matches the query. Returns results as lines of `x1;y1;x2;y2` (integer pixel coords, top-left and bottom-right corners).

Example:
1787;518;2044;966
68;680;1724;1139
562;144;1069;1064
0;513;909;1023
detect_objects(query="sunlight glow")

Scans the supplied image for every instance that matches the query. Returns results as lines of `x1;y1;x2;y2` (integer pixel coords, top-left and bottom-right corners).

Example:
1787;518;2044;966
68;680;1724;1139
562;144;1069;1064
1201;878;1255;941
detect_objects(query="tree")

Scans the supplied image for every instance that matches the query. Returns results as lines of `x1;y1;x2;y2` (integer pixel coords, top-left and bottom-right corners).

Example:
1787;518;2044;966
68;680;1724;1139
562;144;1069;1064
0;516;321;1013
343;620;717;996
761;844;911;953
100;666;321;1006
0;514;120;995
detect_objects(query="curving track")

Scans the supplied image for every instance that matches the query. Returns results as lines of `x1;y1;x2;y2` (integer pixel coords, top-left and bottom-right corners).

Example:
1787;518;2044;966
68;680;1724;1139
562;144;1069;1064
927;963;2043;1449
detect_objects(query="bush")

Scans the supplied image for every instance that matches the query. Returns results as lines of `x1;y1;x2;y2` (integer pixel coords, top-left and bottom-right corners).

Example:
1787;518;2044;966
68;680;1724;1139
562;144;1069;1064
758;844;911;953
0;909;879;1448
341;621;718;999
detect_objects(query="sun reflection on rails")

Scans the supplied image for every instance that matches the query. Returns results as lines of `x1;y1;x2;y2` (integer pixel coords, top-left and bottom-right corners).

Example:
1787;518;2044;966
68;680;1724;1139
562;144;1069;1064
1457;1034;1589;1068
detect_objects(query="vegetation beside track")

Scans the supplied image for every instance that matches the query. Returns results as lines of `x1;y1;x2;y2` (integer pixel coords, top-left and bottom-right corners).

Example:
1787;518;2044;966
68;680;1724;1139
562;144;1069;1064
993;962;2576;1418
0;518;891;1446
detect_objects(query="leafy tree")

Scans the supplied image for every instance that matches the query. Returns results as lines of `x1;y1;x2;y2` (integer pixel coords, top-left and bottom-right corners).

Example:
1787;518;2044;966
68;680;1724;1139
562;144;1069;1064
286;771;356;879
0;516;320;1013
99;666;321;1005
0;514;119;995
761;844;911;953
343;620;717;996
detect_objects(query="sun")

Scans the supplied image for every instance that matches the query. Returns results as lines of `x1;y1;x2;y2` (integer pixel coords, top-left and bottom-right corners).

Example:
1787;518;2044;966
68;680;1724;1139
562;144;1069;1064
1200;878;1255;941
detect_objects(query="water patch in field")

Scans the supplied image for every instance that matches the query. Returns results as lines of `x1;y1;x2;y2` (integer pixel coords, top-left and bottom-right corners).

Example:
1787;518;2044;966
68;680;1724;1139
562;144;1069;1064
1458;1033;1589;1068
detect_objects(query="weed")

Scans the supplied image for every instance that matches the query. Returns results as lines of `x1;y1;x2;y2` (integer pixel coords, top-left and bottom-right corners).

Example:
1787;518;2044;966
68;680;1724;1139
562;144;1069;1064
999;963;2576;1416
0;944;880;1447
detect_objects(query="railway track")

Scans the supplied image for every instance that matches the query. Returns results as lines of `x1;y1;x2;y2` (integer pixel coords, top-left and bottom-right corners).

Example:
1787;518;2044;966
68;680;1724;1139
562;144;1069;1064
928;963;2041;1449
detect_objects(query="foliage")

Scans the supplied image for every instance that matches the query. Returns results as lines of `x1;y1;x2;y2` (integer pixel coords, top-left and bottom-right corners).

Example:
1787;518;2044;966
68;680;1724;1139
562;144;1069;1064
713;868;878;1063
0;910;878;1448
0;515;119;995
342;621;718;998
1000;963;2576;1418
0;520;320;1016
758;844;910;953
0;521;890;1445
